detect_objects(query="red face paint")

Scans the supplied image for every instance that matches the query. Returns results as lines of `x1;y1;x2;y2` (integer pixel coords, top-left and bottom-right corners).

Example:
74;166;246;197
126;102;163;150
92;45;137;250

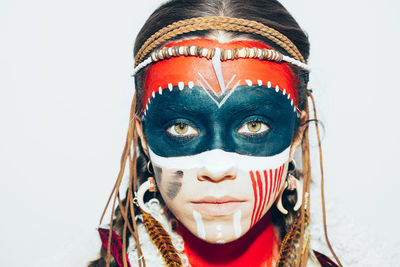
141;39;298;116
249;164;285;227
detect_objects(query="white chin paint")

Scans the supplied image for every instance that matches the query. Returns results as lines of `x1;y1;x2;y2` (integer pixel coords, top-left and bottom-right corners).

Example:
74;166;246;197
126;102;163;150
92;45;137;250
193;210;206;239
233;210;242;238
148;147;290;172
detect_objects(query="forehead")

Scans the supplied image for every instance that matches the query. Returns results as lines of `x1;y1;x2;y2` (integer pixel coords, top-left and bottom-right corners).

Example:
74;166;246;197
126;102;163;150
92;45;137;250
140;39;298;119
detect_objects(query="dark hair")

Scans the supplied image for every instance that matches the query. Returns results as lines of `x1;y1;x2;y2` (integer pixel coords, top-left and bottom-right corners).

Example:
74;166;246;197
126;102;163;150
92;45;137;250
90;1;309;266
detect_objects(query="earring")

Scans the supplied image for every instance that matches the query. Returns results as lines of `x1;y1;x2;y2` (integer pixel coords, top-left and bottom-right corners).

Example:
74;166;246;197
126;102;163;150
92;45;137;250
276;160;303;215
147;160;153;174
136;161;157;214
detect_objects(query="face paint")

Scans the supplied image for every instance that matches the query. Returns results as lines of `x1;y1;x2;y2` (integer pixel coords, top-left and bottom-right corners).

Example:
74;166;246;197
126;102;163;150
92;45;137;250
149;147;289;243
143;85;296;157
233;210;242;238
249;164;286;227
215;224;225;243
193;210;206;239
141;39;298;118
141;38;297;243
166;171;183;200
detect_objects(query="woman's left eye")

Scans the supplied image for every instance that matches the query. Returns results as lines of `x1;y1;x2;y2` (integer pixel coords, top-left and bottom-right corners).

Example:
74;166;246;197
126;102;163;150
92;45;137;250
238;121;269;136
166;122;199;137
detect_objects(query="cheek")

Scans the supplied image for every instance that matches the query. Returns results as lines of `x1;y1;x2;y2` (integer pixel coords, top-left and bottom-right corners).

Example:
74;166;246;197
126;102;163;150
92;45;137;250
249;163;286;227
154;166;187;201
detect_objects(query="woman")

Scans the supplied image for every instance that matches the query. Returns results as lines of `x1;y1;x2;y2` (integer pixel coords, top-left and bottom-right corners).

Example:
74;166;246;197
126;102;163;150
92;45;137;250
90;0;341;266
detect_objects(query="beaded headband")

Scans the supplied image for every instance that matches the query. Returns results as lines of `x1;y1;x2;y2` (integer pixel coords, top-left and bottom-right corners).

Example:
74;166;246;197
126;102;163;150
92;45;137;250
133;43;310;76
133;16;309;75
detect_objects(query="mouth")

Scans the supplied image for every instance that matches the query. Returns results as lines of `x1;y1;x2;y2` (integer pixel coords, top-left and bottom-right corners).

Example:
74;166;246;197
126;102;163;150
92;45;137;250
191;196;245;216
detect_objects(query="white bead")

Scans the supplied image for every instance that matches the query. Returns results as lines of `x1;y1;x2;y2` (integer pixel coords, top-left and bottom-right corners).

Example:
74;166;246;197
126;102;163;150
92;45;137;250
249;48;254;57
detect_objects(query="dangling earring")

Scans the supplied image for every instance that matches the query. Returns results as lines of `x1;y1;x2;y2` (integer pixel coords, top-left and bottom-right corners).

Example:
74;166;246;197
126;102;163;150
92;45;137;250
276;159;303;215
136;161;157;214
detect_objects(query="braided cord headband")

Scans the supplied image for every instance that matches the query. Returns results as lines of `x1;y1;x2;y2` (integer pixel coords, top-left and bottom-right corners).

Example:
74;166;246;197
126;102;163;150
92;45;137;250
135;16;307;64
133;16;309;74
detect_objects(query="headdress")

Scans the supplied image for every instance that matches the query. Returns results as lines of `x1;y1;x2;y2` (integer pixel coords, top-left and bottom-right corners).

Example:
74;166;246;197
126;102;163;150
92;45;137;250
97;15;342;267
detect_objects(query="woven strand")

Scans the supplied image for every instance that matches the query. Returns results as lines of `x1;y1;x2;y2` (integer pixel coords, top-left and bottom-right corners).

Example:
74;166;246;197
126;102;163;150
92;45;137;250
136;21;302;64
308;91;343;267
135;16;305;66
136;16;304;62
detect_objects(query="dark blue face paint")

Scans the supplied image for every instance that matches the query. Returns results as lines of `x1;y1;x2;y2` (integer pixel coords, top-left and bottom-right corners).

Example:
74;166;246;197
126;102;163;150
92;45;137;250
142;85;297;157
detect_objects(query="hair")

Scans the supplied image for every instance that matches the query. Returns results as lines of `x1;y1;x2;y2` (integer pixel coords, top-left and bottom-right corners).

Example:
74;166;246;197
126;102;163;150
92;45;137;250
89;1;311;266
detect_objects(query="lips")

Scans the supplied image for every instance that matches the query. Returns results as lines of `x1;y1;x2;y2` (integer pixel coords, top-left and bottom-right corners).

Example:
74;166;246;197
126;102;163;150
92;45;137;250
191;196;245;216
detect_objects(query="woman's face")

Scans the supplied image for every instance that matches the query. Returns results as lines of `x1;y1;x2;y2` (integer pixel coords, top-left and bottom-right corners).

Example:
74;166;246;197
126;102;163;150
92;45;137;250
139;39;299;243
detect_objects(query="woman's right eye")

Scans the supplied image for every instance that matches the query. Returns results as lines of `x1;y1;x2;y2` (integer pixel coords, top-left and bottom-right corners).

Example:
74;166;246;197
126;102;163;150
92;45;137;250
166;122;199;137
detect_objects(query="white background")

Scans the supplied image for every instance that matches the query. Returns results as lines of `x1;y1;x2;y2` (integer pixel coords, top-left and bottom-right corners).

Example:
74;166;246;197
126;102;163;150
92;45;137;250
1;0;399;266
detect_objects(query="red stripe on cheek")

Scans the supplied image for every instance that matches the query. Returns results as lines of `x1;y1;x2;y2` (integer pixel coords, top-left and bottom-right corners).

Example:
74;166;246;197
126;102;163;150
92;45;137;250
273;167;279;199
258;170;268;222
277;164;284;198
277;164;284;196
254;171;264;223
271;168;277;199
249;171;258;227
265;169;273;213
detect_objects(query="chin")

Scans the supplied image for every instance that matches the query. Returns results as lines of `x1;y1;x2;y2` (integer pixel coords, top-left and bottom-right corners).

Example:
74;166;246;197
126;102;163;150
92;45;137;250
181;214;248;244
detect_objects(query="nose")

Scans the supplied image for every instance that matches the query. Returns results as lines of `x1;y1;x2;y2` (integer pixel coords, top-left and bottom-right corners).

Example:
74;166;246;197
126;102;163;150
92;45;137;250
197;150;237;182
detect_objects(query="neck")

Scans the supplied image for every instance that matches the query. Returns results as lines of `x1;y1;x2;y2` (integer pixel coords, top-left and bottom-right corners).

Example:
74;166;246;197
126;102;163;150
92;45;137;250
178;212;280;267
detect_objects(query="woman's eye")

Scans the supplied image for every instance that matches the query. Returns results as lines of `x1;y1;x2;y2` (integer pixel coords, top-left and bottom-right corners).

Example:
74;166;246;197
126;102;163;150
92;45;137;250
238;121;269;136
167;122;198;137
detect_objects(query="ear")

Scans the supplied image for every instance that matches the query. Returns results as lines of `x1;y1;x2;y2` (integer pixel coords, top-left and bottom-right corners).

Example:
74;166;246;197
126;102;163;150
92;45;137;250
136;117;150;158
289;110;307;160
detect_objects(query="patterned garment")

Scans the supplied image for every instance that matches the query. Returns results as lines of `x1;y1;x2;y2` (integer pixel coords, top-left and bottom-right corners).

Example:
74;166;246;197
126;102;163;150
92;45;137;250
98;228;338;267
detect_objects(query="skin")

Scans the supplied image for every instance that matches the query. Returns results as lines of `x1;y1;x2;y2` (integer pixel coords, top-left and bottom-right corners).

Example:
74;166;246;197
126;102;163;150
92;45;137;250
136;38;307;245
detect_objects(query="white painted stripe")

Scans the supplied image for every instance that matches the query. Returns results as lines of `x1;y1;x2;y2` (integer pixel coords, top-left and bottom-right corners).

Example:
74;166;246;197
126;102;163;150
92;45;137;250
193;210;206;239
246;79;252;86
168;83;173;91
178;81;184;90
211;48;226;93
188;81;194;89
149;146;290;171
158;86;162;95
233;210;242;238
267;81;271;88
257;80;262;86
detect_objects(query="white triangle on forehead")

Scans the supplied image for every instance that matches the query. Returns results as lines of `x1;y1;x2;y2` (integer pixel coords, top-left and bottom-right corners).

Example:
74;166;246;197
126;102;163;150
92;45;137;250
211;47;226;93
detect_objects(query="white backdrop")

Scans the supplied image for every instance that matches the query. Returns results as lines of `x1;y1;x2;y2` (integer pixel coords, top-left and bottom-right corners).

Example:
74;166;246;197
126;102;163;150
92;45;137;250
1;0;399;266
